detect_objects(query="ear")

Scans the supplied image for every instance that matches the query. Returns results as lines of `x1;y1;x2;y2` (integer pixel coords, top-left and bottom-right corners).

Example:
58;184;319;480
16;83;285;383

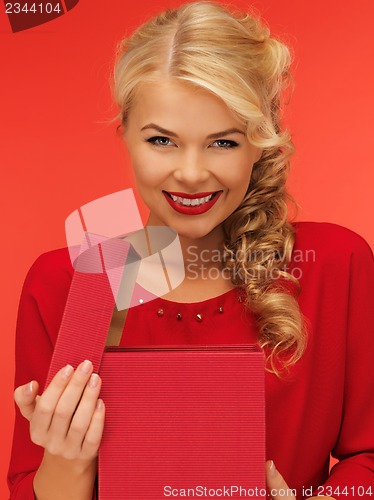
120;121;130;147
119;118;127;134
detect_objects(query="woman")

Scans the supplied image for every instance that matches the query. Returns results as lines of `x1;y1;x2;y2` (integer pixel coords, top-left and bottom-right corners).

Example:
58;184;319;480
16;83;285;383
8;1;374;498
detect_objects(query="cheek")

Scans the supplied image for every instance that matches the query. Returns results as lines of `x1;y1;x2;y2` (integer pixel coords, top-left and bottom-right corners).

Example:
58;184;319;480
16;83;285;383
223;161;254;190
131;153;165;187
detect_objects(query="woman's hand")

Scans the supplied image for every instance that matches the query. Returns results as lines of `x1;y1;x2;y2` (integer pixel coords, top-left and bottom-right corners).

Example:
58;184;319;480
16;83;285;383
14;360;105;464
266;460;336;500
14;360;105;499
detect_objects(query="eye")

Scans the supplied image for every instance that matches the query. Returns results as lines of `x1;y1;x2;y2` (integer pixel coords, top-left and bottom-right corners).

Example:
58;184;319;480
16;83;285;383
212;140;239;149
146;136;173;147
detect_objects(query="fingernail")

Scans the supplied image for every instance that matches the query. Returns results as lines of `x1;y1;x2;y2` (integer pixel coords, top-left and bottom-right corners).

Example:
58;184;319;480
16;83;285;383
269;460;276;478
96;398;104;411
24;381;33;396
79;360;92;374
88;373;100;388
61;364;74;379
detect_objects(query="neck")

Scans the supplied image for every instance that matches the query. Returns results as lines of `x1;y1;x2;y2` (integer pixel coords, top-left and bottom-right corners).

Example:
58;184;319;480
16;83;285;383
145;216;226;279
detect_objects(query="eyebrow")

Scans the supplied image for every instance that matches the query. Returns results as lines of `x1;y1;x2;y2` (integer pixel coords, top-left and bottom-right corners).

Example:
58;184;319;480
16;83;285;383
140;123;246;139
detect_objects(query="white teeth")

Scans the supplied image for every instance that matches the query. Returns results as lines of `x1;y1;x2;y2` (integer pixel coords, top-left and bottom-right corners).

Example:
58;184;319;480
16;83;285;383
169;193;214;206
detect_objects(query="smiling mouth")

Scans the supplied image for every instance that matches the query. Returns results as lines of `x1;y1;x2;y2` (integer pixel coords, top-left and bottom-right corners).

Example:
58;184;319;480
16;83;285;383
163;191;220;207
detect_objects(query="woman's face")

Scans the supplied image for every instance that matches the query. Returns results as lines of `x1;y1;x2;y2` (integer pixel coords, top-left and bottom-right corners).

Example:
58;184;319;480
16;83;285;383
123;79;261;240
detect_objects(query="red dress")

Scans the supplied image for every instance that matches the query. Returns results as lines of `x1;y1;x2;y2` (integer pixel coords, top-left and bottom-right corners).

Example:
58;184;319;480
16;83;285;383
8;222;374;498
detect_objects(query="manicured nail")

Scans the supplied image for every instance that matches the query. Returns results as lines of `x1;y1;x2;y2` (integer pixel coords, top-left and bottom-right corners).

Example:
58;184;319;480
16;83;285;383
88;373;99;388
79;360;92;374
96;398;104;411
269;460;276;478
24;381;33;396
61;364;74;379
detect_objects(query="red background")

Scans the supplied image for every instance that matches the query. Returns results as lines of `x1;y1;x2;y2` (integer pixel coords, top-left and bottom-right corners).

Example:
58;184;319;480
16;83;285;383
1;0;373;496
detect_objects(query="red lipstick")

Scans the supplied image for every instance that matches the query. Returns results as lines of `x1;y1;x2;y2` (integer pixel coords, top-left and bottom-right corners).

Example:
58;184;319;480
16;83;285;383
163;191;222;215
167;191;216;199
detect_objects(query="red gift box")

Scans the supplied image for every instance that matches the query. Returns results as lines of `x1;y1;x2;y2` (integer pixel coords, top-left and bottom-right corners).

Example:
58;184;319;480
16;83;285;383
98;345;265;499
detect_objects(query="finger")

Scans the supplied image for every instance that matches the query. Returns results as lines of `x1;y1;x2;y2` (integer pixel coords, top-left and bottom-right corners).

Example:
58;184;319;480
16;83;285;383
14;380;39;421
266;461;296;500
66;373;102;447
81;398;105;459
48;360;94;438
31;364;75;437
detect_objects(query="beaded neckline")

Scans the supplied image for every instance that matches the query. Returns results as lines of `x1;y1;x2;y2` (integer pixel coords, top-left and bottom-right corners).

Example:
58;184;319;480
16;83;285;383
135;287;246;323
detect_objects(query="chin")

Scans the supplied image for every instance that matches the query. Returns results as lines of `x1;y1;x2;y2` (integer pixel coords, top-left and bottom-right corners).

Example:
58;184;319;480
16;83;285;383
173;220;220;241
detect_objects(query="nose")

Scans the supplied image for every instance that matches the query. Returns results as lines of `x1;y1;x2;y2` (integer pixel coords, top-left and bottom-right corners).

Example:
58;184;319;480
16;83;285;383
173;150;210;186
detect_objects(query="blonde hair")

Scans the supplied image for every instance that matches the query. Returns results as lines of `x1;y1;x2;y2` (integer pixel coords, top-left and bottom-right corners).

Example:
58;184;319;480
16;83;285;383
112;1;307;374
